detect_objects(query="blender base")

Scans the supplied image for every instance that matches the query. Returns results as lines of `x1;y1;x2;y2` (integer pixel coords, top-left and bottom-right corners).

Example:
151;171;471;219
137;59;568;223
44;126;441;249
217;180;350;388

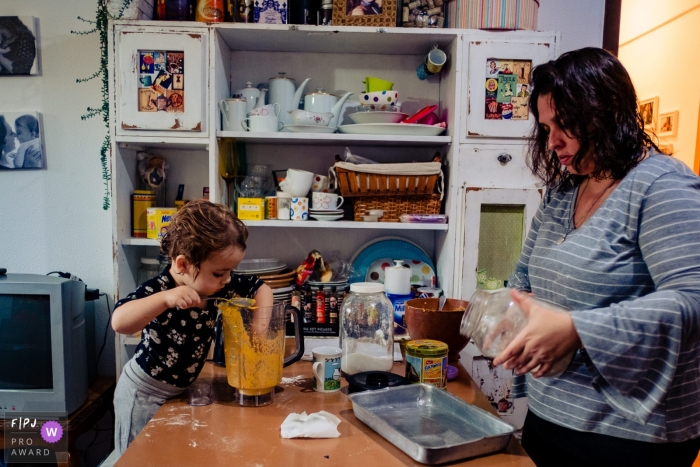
235;390;274;406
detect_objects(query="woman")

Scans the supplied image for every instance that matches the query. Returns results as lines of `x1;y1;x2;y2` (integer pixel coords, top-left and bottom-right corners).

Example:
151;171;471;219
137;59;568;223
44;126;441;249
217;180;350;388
492;48;700;466
0;115;18;168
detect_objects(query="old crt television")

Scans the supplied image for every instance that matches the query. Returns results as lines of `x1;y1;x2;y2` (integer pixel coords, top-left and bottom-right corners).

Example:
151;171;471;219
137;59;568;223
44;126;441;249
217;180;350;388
0;274;88;416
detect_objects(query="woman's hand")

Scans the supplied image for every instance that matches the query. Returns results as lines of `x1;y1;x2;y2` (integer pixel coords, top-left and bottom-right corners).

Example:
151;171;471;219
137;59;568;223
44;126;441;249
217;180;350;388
162;285;205;310
492;289;581;378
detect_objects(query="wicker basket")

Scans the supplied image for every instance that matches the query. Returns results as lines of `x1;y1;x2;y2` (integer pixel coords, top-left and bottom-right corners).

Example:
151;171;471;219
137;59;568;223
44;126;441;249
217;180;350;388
352;194;441;222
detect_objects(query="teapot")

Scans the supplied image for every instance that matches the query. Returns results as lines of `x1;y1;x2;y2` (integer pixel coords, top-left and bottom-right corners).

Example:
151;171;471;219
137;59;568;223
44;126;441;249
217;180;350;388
268;72;312;126
235;82;267;115
304;89;353;128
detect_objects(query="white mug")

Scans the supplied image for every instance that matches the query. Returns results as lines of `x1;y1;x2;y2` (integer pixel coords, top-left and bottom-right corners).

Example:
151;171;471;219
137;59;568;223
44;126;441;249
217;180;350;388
248;103;280;117
219;98;248;131
312;192;344;211
277;192;292;220
242;115;284;132
279;169;314;197
290;197;309;221
311;174;331;192
312;346;342;392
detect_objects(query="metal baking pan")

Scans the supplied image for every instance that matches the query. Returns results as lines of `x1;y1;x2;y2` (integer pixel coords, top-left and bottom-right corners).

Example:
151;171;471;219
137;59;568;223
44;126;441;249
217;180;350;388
349;384;516;465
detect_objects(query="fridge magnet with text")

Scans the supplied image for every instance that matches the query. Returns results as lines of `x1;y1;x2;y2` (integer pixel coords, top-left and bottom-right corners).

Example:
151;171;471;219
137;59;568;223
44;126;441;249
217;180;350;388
138;88;158;112
166;90;185;113
153;51;166;72
501;102;513;120
498;60;513;74
513;60;531;84
166;51;184;74
172;74;184;90
139;51;154;73
0;17;39;75
485;78;498;98
0;112;45;169
511;97;529;120
486;59;500;77
485;97;501;120
658;110;678;137
496;74;517;104
516;83;530;98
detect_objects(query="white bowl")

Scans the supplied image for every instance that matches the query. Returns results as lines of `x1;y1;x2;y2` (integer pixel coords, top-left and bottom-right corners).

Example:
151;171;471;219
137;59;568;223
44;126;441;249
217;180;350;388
362;215;380;222
349;111;408;124
288;110;333;126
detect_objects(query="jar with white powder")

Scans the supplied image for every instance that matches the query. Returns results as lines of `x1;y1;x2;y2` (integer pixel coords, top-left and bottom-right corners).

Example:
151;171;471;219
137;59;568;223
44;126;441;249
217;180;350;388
340;282;394;375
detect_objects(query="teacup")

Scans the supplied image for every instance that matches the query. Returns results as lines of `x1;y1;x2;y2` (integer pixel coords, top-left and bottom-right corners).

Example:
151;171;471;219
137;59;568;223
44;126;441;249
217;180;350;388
242;115;284;132
312;192;344;211
311;174;330;192
312;346;342;392
279;169;314;197
248;103;280;117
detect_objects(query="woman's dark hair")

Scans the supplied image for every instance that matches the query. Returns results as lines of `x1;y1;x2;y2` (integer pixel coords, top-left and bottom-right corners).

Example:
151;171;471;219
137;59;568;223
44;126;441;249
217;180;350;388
160;199;248;274
527;47;657;189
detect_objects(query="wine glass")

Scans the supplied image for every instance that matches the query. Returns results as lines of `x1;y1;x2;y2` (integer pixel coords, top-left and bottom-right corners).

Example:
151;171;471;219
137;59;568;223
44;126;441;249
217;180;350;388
218;139;240;209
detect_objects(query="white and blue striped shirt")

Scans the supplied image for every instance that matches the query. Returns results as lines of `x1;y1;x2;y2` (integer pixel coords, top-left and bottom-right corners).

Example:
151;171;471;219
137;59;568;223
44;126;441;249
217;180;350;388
509;153;700;443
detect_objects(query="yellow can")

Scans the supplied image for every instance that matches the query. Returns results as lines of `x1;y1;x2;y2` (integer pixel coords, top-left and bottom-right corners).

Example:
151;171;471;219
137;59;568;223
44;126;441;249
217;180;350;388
132;190;155;238
237;198;264;221
147;207;177;240
405;339;448;389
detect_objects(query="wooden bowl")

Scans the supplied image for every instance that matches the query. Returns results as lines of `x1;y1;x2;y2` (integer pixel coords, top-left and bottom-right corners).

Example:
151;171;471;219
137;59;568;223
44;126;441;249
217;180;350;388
404;298;469;363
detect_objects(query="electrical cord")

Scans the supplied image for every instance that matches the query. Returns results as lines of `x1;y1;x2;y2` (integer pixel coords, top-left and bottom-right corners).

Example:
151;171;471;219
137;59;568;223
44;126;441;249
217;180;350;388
95;293;112;368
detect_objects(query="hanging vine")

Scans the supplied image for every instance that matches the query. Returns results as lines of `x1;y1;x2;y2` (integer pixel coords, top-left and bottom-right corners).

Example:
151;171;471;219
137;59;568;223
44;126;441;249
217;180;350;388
72;0;134;210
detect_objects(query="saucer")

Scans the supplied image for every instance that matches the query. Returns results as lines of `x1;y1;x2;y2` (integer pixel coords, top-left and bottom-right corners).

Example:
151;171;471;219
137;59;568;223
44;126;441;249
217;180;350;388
285;125;337;134
310;209;343;215
310;214;344;221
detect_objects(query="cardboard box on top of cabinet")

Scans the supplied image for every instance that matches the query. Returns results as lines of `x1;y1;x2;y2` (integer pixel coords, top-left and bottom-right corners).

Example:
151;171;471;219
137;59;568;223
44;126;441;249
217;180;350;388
238;198;265;220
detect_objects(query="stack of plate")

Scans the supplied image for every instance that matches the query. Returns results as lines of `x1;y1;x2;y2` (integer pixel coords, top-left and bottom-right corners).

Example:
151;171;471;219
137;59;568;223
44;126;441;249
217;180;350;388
234;258;287;275
310;208;344;222
271;285;294;304
259;269;296;290
307;279;349;289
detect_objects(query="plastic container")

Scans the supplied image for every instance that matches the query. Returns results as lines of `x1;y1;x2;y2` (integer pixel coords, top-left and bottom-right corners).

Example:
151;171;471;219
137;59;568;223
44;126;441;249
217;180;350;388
384;260;413;337
460;288;574;377
405;339;448;388
341;282;394;375
137;258;161;286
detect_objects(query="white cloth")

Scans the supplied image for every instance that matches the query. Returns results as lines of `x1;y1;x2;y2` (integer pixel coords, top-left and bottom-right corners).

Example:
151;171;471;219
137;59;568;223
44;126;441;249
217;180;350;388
333;161;441;176
280;411;341;439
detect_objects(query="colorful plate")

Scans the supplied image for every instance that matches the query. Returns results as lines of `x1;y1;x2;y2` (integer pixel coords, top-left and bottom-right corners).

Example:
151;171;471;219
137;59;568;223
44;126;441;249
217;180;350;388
349;237;434;284
365;258;436;287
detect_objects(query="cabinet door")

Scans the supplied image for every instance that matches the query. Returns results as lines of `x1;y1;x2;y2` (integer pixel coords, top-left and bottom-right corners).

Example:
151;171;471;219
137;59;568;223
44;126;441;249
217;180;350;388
462;38;556;141
453;188;541;300
457;144;537;189
115;25;208;135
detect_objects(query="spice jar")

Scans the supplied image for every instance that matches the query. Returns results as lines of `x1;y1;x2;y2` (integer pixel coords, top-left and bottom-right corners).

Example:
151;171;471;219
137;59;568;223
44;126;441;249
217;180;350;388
405;339;448;388
340;282;394;375
460;288;575;377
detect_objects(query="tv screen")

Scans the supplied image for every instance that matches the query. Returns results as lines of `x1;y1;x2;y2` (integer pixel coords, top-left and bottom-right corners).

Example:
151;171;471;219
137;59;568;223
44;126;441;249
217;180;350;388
0;294;54;390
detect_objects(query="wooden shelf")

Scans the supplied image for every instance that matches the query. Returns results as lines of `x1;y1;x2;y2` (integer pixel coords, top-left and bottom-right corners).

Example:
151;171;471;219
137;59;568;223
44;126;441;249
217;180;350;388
115;135;210;151
216;130;451;146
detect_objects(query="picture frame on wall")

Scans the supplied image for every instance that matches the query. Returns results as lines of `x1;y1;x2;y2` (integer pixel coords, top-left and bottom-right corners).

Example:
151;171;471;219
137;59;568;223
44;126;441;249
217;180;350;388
0;16;39;75
331;0;397;26
0;112;45;170
658;110;679;137
639;96;659;131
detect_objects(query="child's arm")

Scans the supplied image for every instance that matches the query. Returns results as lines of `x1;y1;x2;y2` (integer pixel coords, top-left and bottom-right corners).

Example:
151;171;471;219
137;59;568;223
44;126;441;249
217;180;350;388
112;286;203;335
254;283;273;308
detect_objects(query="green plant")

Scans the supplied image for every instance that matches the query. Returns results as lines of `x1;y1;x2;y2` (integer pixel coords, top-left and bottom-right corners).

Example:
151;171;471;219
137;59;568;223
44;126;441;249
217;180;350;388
72;0;134;210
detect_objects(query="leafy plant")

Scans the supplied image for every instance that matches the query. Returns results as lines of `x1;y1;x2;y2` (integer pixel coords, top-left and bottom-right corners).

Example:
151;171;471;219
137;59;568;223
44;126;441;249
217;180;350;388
72;0;134;210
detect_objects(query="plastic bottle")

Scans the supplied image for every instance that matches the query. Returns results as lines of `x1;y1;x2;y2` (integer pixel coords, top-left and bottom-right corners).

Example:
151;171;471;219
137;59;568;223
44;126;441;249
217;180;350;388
384;260;413;337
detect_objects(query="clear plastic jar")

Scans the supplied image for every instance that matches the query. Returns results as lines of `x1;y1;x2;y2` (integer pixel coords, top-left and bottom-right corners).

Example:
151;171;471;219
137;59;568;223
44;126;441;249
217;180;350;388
341;282;394;375
460;288;574;377
137;258;161;286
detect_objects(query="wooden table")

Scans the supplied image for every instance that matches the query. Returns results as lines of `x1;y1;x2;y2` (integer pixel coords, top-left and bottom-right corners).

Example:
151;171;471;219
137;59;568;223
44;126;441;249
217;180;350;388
1;376;116;467
115;361;532;467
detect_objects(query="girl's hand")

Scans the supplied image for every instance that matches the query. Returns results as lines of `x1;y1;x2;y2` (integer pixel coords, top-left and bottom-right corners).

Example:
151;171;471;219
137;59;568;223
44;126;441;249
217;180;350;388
492;289;581;378
162;286;204;310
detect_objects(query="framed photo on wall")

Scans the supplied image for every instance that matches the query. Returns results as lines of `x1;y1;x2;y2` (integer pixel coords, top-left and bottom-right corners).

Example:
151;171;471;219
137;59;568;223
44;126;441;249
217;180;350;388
639;96;659;131
658;110;679;137
331;0;397;26
0;16;39;75
0;112;45;170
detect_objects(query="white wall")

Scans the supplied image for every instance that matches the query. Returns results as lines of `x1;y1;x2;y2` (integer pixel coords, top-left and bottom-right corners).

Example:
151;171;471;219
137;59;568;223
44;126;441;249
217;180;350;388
0;0;115;375
0;0;605;378
618;0;700;169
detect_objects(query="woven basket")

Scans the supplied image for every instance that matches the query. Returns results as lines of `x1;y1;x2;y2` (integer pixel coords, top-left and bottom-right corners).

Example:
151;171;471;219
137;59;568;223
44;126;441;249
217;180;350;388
353;195;441;222
334;166;439;198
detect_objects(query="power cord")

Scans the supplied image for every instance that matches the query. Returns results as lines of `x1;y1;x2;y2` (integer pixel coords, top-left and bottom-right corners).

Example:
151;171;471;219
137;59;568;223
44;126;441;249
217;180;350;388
95;293;112;368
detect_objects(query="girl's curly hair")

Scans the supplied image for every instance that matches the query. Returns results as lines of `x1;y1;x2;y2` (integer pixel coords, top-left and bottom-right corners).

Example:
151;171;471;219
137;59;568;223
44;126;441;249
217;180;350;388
160;199;248;272
527;47;659;189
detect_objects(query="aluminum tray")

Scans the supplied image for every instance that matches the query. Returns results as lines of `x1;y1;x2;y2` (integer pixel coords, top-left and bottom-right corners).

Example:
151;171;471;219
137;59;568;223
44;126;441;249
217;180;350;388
349;384;516;465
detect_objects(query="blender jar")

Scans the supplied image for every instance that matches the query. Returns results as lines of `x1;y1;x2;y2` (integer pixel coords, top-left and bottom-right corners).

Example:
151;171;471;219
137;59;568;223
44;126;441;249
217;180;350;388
341;282;394;375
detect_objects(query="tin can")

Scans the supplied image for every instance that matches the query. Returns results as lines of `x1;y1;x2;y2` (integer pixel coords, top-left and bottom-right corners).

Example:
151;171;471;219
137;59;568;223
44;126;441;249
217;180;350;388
133;190;156;238
196;0;225;22
265;196;277;219
319;3;332;25
405;339;448;388
147;207;178;240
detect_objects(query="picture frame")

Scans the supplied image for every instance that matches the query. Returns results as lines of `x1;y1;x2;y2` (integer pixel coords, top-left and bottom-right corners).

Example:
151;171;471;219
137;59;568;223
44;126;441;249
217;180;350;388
0;16;39;76
331;0;397;26
0;112;45;170
639;96;659;131
658;110;679;137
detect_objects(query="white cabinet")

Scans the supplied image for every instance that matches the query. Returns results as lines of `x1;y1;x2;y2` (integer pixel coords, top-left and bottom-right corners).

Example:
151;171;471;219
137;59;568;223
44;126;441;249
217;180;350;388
108;20;558;378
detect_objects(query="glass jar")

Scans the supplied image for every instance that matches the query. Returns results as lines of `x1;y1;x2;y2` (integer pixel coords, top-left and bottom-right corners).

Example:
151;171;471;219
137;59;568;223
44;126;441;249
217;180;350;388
158;254;171;274
340;282;394;375
137;258;161;286
460;288;574;377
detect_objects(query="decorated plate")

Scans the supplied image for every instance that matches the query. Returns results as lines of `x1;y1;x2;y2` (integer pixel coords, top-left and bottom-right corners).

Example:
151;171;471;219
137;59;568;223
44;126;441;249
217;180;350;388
365;258;436;287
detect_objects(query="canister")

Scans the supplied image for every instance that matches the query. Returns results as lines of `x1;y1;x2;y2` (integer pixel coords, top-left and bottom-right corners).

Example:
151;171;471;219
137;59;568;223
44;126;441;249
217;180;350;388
147;207;177;240
265;196;277;219
133;190;156;238
237;197;265;220
405;339;448;388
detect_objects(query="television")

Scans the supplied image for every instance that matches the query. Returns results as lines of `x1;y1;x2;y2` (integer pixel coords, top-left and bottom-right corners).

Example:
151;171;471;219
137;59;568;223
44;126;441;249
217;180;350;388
0;274;88;417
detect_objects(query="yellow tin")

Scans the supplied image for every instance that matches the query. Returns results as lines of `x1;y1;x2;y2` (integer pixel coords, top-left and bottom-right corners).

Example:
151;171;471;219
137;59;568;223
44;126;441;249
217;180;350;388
405;339;448;389
147;207;177;240
237;198;264;221
132;190;156;238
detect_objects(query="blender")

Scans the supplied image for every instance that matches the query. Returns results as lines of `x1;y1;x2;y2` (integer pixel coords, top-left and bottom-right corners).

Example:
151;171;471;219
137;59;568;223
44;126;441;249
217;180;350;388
218;299;304;406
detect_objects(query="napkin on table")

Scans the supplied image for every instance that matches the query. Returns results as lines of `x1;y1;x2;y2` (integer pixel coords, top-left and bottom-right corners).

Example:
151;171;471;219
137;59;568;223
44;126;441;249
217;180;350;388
280;411;341;439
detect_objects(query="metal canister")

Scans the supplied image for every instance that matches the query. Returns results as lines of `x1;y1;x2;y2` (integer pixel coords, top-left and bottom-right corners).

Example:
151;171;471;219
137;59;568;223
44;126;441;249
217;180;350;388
132;190;156;238
405;339;448;388
319;2;332;25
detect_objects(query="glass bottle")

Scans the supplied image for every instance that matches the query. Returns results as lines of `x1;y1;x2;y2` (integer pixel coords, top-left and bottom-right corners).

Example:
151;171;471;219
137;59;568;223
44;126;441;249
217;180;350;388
316;285;325;324
303;285;314;323
460;288;575;377
329;286;338;324
340;282;394;375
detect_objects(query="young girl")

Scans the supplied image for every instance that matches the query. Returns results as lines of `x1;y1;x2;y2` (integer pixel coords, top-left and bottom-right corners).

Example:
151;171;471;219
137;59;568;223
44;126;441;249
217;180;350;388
102;200;272;466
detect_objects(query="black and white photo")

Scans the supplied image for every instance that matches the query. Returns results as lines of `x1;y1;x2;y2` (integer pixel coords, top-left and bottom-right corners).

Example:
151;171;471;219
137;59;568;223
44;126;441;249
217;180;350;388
0;16;38;75
0;112;44;170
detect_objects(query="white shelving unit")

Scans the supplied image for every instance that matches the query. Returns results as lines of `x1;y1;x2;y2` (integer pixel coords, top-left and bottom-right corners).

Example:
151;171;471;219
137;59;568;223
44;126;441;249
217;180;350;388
109;20;558;379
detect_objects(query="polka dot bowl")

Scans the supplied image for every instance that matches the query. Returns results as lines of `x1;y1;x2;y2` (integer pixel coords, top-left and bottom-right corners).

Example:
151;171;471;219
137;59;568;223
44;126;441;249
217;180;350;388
360;90;399;107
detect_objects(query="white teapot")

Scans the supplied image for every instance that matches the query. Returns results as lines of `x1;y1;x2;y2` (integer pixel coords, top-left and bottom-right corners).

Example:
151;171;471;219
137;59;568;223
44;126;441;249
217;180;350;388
235;82;267;115
268;73;312;126
304;89;353;128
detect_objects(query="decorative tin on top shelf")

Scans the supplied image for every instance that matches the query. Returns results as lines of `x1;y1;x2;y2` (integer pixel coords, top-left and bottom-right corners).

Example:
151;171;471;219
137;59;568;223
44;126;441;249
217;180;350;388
254;0;288;23
115;25;208;135
331;0;397;26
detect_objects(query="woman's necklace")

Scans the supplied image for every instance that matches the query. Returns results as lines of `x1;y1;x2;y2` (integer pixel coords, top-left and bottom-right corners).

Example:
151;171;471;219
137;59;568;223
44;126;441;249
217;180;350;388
556;178;615;245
